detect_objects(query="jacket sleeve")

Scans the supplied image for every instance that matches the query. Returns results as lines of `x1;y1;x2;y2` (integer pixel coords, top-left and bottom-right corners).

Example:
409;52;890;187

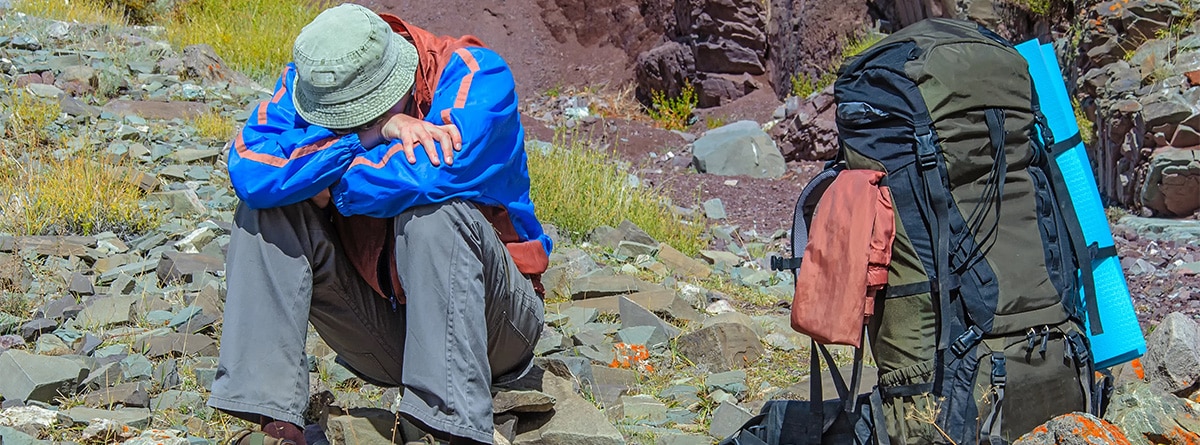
227;64;365;209
331;47;528;219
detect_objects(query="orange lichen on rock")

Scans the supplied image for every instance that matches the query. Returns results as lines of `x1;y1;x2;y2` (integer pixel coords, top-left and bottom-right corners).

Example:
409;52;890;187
1131;358;1146;380
610;342;654;373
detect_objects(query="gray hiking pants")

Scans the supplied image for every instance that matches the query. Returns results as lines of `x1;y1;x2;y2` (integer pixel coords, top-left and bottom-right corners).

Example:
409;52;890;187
208;199;544;444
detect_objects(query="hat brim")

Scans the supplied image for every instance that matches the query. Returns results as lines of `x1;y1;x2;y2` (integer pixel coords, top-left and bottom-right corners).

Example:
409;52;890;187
292;32;417;130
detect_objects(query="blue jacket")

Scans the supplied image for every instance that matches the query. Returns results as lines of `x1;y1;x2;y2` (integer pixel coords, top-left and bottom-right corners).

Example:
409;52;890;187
227;46;553;259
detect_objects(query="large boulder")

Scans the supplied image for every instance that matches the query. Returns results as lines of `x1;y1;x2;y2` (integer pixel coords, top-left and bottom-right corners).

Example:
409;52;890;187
1013;412;1131;444
1142;312;1200;396
635;41;696;100
1141;148;1200;217
692;121;786;179
1105;381;1200;444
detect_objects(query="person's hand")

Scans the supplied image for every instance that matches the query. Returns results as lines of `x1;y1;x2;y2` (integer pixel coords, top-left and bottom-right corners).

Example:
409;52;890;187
378;113;463;166
310;188;331;209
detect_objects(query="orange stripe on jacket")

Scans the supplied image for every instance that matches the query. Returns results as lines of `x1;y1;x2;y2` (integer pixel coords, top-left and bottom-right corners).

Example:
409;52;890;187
234;132;341;168
271;66;291;104
452;48;479;109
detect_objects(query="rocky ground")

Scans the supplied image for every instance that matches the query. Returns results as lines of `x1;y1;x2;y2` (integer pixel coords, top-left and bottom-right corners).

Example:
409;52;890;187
1;4;1200;445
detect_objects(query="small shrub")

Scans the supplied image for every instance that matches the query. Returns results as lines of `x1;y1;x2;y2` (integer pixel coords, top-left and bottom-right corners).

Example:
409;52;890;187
526;132;706;255
790;71;835;99
646;83;697;131
1074;98;1095;147
704;115;727;130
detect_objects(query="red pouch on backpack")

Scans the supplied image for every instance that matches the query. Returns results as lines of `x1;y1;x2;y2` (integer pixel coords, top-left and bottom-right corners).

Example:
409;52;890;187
792;170;895;347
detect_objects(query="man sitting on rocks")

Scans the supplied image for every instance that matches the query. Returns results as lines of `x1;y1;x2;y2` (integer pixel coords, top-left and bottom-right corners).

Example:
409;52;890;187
208;4;551;444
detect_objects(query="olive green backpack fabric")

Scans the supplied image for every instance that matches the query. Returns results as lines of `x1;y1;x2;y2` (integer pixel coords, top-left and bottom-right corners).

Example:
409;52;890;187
776;18;1109;445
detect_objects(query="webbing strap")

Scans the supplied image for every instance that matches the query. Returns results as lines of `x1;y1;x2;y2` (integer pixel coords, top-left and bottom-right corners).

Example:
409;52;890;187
1049;132;1083;157
981;353;1007;445
915;123;953;351
870;389;892;445
1045;154;1105;335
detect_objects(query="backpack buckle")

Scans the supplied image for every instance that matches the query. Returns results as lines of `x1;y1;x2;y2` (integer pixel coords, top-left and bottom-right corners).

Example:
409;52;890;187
916;132;938;170
950;325;983;357
770;256;802;271
991;353;1007;387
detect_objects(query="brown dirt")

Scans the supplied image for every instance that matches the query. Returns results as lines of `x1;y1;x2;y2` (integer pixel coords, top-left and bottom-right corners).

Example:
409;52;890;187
366;0;810;235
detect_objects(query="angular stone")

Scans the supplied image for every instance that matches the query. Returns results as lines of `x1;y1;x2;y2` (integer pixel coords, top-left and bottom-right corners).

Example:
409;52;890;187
1104;381;1200;442
131;333;218;358
1143;312;1200;395
513;371;624;445
656;243;711;279
533;329;569;356
616;394;668;425
69;272;94;295
323;407;399;445
677;323;763;372
706;370;749;395
149;390;208;415
618;296;679;345
0;349;88;403
81;419;139;443
1141;148;1200;216
709;401;754;439
33;333;70;356
613;241;658;260
19;319;56;342
73;295;136;328
121;353;155;381
80;361;125;391
15;236;93;257
83;382;149;408
0;405;63;436
569;275;663;300
147;189;207;217
97;260;158;285
703;198;727;220
1014;412;1131;444
700;250;743;268
0;425;47;445
157;251;224;284
126;429;189;445
64;407;151;429
692;121;785;179
493;390;556;414
102;100;210;121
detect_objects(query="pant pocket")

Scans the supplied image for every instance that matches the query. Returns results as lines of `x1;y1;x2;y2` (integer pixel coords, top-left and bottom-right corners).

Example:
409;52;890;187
489;285;543;382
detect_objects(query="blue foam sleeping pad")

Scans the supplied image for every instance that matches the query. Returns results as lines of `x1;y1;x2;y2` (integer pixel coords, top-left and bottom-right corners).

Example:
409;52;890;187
1015;39;1145;369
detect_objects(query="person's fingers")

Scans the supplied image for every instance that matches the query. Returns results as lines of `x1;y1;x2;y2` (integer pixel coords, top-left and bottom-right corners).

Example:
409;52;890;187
418;127;441;166
436;127;455;166
401;130;417;164
442;124;463;151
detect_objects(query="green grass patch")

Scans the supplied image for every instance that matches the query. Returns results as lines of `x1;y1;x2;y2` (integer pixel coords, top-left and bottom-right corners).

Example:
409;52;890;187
164;0;328;83
0;87;159;237
12;0;127;27
527;133;706;256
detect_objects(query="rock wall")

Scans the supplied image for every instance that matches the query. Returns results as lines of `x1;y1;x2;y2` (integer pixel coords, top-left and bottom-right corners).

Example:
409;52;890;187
1076;0;1200;216
636;0;769;107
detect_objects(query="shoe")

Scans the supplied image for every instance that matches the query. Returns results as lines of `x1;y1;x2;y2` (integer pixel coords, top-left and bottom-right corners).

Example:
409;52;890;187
230;421;306;445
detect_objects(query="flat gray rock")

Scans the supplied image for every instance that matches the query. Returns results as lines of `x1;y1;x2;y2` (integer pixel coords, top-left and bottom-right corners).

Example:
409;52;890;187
513;371;624;445
73;295;137;328
618;296;680;345
0;349;88;403
1142;312;1200;395
83;382;149;408
157;251;224;284
569;275;663;300
677;323;763;373
692;121;785;179
493;390;556;414
131;333;218;358
64;407;151;429
709;401;754;439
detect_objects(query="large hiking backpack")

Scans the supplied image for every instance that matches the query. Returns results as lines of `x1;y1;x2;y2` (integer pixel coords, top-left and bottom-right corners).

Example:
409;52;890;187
769;19;1111;445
